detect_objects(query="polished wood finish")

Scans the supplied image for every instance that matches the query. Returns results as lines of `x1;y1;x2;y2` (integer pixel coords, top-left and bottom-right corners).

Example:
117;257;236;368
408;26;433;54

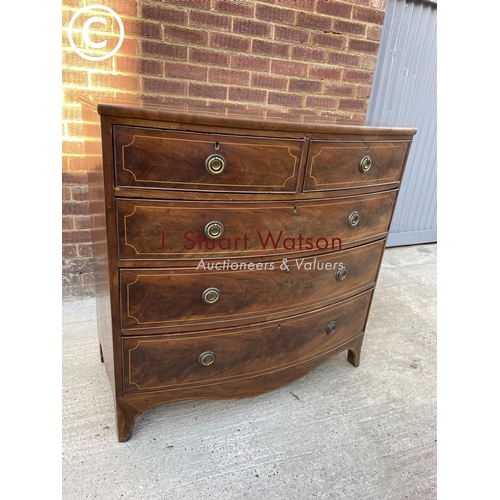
305;140;410;192
123;290;372;394
114;126;303;192
82;97;416;441
116;333;365;442
120;240;384;333
116;191;397;262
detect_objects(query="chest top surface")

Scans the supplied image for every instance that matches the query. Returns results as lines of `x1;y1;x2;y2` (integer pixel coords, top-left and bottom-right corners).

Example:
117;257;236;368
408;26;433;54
83;96;417;136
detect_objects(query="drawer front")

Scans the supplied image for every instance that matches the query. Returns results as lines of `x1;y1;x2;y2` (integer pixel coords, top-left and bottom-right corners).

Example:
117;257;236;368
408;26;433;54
122;289;373;394
120;239;384;331
117;191;396;261
304;141;409;191
114;126;303;192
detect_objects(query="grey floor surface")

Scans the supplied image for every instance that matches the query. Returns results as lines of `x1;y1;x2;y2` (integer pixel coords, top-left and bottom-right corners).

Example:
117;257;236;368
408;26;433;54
62;243;437;500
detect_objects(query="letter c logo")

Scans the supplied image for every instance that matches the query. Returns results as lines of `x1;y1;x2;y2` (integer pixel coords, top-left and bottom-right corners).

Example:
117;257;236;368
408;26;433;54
68;5;124;61
83;17;107;49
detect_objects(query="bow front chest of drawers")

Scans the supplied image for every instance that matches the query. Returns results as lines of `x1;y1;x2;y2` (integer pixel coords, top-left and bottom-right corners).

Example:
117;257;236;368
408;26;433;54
81;99;416;441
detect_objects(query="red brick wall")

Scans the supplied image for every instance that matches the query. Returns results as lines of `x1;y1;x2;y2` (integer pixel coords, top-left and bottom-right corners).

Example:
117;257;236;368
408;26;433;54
62;0;387;299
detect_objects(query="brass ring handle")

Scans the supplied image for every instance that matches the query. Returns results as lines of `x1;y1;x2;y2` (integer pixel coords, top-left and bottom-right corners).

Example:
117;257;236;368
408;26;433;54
336;266;347;281
205;154;226;175
202;287;220;304
348;211;360;227
359;155;372;173
198;351;215;366
204;221;224;240
326;321;337;335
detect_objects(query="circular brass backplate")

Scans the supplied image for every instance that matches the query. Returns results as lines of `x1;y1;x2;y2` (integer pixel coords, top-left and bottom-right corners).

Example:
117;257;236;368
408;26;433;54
205;154;226;175
336;267;347;281
202;287;220;304
348;211;360;227
359;155;372;173
326;321;337;335
204;221;224;240
198;351;215;366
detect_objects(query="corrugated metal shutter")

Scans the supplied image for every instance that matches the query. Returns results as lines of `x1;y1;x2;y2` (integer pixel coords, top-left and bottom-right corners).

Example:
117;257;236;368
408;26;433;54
366;0;437;246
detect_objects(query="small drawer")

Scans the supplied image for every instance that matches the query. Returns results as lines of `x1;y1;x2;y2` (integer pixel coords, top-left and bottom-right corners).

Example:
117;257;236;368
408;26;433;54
304;140;410;192
119;239;384;332
122;289;373;394
117;191;397;261
114;125;303;193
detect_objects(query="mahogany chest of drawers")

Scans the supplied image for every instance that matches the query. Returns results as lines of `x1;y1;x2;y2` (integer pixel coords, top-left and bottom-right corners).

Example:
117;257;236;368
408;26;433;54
81;98;416;441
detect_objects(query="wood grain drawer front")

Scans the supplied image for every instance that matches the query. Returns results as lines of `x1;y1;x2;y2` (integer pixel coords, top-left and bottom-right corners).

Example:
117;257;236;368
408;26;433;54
120;239;384;332
122;289;373;394
114;126;303;193
117;191;397;261
304;141;410;192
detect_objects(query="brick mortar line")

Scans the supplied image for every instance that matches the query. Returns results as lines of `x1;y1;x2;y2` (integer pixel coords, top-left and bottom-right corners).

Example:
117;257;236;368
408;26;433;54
62;15;382;41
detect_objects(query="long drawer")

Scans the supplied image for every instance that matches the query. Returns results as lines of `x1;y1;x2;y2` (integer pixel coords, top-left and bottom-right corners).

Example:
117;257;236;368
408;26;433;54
117;191;397;261
120;239;385;332
114;125;303;193
122;289;373;394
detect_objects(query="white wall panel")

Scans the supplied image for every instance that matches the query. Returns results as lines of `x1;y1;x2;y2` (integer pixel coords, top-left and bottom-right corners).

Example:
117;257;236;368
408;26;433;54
366;0;437;246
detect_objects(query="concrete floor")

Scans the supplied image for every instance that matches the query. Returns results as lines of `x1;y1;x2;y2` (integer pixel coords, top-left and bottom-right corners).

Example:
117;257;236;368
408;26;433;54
62;243;437;500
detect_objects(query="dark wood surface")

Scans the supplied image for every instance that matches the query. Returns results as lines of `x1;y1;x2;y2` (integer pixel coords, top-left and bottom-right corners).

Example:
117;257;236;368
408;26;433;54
81;97;416;441
114;125;304;192
82;104;117;391
85;97;417;136
117;191;397;262
120;240;384;333
123;290;372;394
116;333;365;442
305;140;410;192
